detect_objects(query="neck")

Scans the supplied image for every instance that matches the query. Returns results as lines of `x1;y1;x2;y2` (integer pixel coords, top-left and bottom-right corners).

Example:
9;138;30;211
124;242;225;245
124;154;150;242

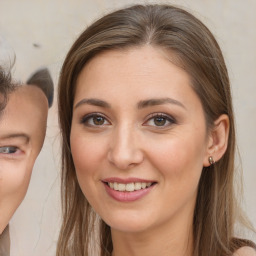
0;225;10;256
111;210;194;256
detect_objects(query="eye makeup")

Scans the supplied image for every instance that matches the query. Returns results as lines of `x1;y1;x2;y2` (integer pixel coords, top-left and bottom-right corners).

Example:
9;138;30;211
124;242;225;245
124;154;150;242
143;113;176;128
80;112;111;127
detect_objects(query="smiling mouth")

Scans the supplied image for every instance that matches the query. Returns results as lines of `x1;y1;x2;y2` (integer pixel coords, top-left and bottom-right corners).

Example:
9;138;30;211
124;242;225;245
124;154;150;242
105;182;156;192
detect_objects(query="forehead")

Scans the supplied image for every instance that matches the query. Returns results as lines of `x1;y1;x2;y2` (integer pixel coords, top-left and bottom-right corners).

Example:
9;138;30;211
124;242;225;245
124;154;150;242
75;46;194;102
0;86;48;142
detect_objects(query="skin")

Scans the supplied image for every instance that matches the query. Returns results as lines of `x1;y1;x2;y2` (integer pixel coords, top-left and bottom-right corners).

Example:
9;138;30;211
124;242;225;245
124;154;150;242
234;247;256;256
70;46;229;256
0;85;48;234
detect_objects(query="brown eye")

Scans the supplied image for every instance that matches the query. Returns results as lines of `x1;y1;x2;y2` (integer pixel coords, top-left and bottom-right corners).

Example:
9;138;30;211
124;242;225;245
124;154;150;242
154;117;167;126
81;113;110;126
143;113;176;128
93;116;105;125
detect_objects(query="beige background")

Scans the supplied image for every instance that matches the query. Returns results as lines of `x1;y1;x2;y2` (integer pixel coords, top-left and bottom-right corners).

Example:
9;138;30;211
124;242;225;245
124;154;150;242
0;0;255;255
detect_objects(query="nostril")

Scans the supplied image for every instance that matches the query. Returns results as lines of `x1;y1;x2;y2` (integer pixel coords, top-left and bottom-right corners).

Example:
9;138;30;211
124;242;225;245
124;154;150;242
107;148;144;170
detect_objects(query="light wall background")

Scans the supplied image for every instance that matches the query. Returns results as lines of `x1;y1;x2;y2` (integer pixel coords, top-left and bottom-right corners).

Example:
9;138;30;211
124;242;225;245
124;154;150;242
0;0;255;255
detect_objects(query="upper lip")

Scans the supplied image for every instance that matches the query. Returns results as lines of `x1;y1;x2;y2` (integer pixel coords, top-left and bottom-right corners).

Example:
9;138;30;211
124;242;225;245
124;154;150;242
102;177;156;184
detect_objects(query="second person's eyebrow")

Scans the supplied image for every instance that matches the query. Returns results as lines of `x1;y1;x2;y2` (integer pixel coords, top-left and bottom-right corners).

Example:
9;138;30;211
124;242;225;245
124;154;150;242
0;133;30;144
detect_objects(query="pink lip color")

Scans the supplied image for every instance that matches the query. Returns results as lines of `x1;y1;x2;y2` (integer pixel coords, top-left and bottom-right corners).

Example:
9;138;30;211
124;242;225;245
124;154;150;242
102;177;156;184
102;178;156;202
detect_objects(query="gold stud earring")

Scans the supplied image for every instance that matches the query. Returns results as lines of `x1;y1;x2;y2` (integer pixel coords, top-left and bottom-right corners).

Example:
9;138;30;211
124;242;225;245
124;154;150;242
208;156;215;165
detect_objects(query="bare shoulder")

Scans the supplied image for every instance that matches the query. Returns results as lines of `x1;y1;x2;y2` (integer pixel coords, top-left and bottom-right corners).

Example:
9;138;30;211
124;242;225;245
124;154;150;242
233;246;256;256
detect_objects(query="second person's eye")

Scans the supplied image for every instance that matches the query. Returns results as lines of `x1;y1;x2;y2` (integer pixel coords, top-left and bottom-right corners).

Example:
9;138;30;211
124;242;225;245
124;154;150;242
0;146;19;154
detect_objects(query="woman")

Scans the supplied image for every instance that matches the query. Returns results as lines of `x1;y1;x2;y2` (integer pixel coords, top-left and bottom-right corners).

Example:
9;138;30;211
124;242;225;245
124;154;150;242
57;4;256;256
0;67;53;255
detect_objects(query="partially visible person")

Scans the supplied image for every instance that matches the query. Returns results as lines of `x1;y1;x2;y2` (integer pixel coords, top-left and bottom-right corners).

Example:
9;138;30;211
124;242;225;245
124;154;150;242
0;66;53;255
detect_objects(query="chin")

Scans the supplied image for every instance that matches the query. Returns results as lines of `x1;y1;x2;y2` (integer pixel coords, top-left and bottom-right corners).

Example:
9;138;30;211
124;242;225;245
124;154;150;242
0;201;21;234
103;214;154;234
0;216;9;234
110;223;150;234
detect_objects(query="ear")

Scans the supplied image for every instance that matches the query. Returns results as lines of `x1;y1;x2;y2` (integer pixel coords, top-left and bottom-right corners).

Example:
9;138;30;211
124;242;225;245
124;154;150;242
203;114;230;167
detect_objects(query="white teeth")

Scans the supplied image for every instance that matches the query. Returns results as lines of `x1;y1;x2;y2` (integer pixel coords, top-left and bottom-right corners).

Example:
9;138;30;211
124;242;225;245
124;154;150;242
126;183;135;192
108;182;153;192
118;183;126;191
134;182;142;190
141;182;147;189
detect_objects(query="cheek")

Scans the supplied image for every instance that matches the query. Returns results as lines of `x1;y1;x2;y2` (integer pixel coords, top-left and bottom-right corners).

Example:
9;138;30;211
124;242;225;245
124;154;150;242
70;134;107;185
146;132;206;183
0;161;33;230
70;134;109;209
0;165;31;232
0;162;33;198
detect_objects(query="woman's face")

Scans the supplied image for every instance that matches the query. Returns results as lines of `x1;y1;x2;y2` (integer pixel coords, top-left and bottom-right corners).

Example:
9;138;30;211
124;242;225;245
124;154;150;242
0;86;48;233
71;46;211;234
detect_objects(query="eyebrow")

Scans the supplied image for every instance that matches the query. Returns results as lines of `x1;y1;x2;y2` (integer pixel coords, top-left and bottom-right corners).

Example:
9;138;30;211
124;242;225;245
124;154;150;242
0;133;30;144
137;97;186;109
74;98;111;109
74;97;186;110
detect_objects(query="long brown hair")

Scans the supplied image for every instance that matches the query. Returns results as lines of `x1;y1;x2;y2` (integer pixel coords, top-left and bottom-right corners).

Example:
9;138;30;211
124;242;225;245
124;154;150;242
57;4;255;256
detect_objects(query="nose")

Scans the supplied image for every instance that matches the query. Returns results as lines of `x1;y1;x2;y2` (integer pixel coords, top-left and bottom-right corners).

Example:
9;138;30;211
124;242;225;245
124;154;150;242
107;125;144;170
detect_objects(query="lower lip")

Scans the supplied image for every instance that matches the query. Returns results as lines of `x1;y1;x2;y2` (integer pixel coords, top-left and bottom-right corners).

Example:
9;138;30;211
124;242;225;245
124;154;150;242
103;183;155;202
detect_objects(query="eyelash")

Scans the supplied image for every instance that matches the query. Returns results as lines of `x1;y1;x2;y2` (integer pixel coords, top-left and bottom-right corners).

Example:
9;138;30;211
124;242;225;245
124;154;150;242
143;113;176;128
80;113;111;126
80;112;176;128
